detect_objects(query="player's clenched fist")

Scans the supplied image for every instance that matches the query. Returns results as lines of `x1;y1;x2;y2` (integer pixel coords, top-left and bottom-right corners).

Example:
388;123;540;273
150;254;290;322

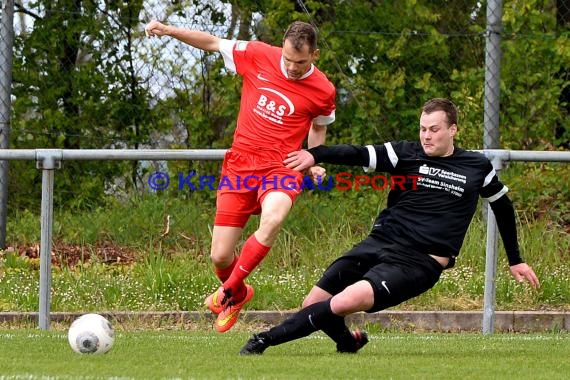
145;20;168;37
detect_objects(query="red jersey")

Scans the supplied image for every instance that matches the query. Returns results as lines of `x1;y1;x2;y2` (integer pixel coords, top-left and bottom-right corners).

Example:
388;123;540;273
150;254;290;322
219;40;336;155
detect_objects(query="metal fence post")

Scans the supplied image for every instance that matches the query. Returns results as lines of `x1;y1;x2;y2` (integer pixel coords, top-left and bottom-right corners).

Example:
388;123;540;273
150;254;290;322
0;0;15;248
481;151;507;334
484;0;503;150
482;0;503;334
36;150;62;330
482;197;500;334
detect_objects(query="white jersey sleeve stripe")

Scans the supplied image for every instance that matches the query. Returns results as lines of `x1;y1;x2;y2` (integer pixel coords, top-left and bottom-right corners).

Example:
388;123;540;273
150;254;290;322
483;168;496;187
219;39;237;73
363;145;377;172
485;185;509;202
313;109;335;126
384;142;399;168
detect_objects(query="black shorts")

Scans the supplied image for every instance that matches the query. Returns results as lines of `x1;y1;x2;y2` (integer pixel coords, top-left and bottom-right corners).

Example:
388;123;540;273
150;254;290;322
315;235;444;312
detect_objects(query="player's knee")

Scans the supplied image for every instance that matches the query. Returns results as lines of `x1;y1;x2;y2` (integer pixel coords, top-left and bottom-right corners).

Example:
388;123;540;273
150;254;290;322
330;297;360;316
209;252;224;267
209;249;234;268
330;284;374;315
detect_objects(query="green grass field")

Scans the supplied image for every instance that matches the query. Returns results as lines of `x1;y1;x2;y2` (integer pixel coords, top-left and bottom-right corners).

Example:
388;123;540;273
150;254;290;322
1;329;568;379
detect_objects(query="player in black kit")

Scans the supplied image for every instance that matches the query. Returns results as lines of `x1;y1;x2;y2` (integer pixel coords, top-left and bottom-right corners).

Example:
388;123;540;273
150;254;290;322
239;97;540;355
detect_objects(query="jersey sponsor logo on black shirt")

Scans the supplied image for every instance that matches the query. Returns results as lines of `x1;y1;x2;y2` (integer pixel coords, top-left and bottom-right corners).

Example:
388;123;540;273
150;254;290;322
417;165;466;197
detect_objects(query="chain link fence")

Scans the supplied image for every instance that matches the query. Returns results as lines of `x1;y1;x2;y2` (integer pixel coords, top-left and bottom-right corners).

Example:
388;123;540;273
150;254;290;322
1;0;15;247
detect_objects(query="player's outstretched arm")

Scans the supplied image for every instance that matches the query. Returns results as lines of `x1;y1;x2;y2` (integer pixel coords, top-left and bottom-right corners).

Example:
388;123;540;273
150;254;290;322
509;263;540;288
145;20;221;52
489;194;540;289
286;144;371;171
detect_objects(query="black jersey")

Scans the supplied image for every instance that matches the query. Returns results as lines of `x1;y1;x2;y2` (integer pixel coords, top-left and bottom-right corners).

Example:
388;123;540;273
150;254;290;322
309;141;508;259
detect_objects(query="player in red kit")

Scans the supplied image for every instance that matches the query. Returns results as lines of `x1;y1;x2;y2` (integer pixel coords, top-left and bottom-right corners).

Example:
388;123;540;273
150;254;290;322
145;20;336;332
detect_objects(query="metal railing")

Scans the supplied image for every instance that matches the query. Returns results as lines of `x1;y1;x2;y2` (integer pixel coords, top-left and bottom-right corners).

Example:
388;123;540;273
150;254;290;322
1;148;569;334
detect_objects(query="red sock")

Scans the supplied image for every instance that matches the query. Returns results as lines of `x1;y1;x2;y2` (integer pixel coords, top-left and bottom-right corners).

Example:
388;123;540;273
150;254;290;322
223;235;270;301
214;255;238;283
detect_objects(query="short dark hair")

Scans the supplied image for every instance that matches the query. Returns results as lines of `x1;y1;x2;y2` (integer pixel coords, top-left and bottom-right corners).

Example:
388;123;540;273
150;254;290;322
283;21;318;52
422;98;458;126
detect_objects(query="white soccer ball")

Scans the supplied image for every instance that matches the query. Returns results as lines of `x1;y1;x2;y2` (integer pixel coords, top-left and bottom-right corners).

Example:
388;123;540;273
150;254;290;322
68;313;115;354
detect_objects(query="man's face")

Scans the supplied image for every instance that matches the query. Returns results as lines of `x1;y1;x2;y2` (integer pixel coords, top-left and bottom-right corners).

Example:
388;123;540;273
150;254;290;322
419;110;457;157
282;39;319;80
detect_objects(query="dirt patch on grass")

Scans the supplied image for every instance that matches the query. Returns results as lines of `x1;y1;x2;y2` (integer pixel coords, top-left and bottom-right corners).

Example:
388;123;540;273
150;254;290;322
7;241;136;268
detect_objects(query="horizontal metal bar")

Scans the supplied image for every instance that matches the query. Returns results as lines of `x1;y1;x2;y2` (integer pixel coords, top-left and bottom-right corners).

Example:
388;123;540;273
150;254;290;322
507;150;570;162
61;149;227;161
0;149;37;160
0;149;568;162
473;150;570;162
0;149;227;161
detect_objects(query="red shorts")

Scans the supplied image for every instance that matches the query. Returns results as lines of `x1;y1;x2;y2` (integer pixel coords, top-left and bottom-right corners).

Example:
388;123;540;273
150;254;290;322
214;148;304;228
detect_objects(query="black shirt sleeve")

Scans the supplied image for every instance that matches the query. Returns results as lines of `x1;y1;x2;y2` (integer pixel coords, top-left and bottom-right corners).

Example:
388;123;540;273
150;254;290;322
307;144;370;167
489;194;524;266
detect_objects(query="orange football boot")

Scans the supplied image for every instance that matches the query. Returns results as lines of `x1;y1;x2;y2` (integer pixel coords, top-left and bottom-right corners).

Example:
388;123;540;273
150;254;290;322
204;286;228;314
214;284;254;333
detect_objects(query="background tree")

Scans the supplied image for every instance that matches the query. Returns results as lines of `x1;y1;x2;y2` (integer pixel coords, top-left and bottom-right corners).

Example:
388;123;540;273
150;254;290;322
555;0;569;148
10;0;158;209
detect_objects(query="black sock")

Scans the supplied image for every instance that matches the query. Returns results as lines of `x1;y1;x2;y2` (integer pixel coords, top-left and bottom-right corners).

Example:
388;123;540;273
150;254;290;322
259;300;330;346
320;313;356;350
260;299;353;348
